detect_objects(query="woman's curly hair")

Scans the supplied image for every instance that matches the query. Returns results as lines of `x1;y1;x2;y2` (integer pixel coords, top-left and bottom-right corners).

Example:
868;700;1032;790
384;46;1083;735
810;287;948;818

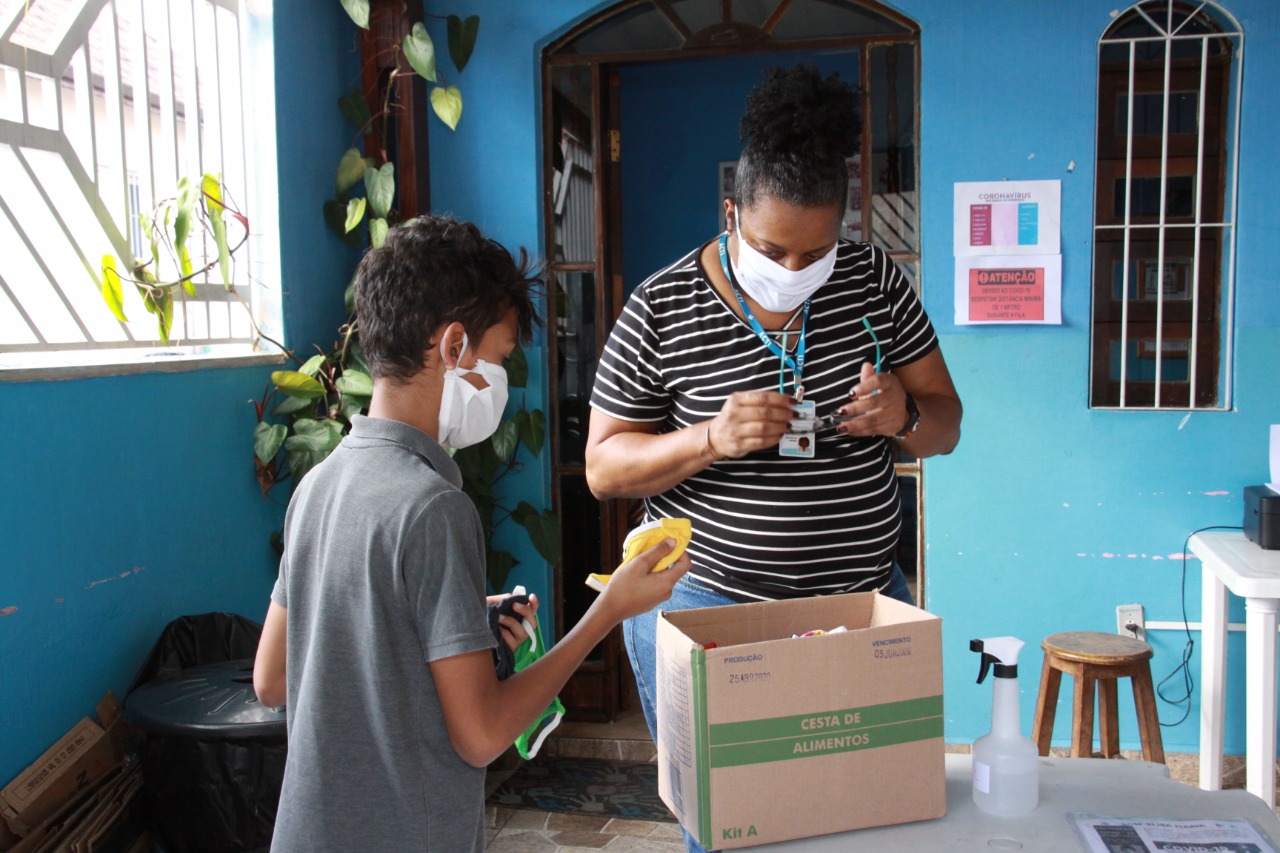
734;63;860;212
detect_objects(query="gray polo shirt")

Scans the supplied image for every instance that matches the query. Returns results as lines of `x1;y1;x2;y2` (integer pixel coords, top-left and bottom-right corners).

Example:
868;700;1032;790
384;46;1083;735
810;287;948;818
269;415;495;852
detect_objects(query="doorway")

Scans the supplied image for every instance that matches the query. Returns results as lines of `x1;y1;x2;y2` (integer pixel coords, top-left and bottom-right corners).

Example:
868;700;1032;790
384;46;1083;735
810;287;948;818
542;0;922;721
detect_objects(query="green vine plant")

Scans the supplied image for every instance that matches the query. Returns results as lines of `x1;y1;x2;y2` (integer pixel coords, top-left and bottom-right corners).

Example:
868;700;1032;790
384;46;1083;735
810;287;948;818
99;174;250;344
250;2;559;593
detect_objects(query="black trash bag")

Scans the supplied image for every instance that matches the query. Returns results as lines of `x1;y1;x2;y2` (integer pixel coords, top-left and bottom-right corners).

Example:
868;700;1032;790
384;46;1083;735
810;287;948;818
135;728;286;853
128;612;264;693
125;613;285;853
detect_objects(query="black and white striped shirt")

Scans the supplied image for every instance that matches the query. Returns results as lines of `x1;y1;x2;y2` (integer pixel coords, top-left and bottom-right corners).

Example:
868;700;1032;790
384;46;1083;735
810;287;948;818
590;240;938;601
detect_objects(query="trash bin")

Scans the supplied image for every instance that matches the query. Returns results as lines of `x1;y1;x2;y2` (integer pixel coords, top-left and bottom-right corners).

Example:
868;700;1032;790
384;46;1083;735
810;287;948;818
125;615;286;853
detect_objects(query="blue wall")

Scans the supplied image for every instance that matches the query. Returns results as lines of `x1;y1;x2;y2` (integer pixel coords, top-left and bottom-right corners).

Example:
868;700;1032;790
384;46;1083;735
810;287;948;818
425;0;1280;755
0;2;357;784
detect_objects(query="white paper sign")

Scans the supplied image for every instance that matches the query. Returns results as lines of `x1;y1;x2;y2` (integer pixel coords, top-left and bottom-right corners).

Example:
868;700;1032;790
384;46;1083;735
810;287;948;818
954;180;1061;256
955;254;1063;325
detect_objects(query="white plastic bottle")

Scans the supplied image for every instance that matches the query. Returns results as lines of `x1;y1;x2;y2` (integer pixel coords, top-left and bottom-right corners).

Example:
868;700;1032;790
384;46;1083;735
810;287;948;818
969;637;1040;817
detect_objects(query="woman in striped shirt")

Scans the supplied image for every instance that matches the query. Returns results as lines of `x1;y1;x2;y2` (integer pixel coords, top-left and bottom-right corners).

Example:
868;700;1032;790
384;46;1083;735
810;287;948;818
586;64;962;813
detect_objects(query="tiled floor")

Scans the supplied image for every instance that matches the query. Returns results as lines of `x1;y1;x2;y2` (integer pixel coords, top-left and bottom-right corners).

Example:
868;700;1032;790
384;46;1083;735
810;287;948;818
484;704;1272;851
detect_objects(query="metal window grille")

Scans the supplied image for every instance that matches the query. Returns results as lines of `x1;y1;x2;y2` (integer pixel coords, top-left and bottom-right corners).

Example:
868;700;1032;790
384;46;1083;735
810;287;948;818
0;0;268;367
1091;0;1243;410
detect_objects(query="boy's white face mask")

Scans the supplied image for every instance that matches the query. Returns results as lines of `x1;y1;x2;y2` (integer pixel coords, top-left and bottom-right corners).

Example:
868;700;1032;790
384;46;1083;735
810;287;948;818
438;332;508;449
730;208;838;313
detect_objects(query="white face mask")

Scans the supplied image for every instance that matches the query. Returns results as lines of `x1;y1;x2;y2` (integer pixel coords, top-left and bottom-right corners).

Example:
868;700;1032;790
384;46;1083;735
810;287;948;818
730;212;839;313
437;332;509;450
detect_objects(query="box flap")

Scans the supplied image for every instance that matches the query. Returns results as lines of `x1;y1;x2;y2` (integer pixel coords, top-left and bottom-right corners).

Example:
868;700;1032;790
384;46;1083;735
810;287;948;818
663;592;938;649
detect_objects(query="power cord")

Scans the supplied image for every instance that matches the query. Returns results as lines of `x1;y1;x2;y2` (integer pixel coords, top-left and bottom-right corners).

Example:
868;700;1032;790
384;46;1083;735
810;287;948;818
1156;524;1243;727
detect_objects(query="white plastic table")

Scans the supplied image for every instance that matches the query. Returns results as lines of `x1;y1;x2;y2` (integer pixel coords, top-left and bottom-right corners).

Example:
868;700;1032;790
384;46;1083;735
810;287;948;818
743;753;1280;851
1193;530;1280;805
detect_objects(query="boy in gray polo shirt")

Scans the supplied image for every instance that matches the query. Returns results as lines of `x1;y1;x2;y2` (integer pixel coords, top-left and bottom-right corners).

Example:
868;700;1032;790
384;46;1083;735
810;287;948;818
253;215;689;852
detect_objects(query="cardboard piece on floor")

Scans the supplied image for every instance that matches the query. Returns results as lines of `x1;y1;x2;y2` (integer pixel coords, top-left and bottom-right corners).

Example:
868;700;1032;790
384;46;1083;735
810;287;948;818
655;591;946;850
7;761;142;853
1;693;127;838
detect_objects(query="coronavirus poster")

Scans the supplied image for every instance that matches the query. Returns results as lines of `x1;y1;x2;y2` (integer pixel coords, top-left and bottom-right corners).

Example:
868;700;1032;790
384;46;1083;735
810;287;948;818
954;180;1063;325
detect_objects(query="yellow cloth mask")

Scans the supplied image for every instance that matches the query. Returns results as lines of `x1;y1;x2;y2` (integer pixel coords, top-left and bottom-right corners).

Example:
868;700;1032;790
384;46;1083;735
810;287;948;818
586;518;692;592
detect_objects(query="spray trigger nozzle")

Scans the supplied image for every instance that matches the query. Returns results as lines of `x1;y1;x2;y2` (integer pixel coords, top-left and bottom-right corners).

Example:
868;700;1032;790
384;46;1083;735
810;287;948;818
970;637;1024;683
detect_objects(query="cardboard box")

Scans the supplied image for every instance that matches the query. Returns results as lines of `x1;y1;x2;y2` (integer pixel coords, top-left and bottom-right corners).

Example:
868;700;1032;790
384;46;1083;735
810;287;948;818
1;694;127;837
655;591;945;849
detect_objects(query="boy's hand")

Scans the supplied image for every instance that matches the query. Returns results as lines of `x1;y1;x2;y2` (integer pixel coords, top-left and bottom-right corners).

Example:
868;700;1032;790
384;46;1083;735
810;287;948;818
487;593;539;652
598;538;691;623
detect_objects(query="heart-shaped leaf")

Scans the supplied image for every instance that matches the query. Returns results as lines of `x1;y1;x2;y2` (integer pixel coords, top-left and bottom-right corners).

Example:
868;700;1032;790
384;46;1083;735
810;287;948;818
285;418;346;452
100;255;127;322
430;85;463;130
336;148;374;195
518;408;546;458
364;162;395;219
202;174;231;287
338;90;373;133
339;0;369;29
344;197;366;233
254;422;287;465
335;369;373;396
490;419;518;462
403;22;437;83
486;549;517;595
325;200;364;249
447;15;479;72
504;344;528;388
369;217;388;249
273;394;313;416
298;354;327;377
272;370;327;399
173;176;198;253
513;502;561;565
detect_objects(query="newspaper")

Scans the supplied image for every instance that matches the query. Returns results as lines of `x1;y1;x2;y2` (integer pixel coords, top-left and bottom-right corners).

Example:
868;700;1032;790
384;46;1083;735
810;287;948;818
1070;813;1278;853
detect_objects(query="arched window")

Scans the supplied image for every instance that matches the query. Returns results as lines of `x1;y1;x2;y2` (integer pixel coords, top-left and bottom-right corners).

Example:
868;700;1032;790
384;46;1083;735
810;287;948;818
1090;0;1243;409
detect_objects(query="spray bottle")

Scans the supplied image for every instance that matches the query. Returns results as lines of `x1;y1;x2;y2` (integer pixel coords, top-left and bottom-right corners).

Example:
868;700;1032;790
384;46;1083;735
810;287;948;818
969;637;1039;817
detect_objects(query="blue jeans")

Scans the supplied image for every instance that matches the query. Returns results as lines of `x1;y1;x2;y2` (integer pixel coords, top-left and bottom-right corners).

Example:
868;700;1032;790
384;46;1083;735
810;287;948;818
624;566;915;853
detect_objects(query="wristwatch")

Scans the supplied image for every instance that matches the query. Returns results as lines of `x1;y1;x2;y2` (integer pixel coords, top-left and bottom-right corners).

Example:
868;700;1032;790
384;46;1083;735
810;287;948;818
894;392;921;440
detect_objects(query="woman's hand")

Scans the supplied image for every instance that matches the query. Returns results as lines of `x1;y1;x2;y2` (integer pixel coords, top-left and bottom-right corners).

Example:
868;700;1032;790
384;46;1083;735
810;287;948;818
706;390;795;458
834;362;911;438
487;592;540;652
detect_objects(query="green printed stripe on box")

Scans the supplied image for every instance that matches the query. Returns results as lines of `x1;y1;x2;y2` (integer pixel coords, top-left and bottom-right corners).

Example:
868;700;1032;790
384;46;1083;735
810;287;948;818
708;714;944;768
691;647;712;848
708;695;943;746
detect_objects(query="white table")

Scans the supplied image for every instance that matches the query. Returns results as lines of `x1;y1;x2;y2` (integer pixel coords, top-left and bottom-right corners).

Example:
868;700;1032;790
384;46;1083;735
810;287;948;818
745;753;1280;851
1193;530;1280;805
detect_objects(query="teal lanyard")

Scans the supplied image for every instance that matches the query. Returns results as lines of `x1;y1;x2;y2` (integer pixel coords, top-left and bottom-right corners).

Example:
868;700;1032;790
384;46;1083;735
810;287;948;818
718;233;810;398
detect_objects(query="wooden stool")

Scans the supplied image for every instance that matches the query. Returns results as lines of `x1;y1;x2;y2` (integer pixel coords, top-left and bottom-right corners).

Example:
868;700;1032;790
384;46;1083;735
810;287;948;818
1031;631;1165;763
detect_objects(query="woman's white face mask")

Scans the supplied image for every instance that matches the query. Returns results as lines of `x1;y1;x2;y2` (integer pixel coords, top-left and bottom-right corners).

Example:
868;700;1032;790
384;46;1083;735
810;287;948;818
438;332;508;450
730;208;838;313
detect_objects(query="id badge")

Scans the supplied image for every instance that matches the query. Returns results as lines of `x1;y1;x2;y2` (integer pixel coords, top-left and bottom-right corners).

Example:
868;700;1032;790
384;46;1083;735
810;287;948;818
781;400;816;458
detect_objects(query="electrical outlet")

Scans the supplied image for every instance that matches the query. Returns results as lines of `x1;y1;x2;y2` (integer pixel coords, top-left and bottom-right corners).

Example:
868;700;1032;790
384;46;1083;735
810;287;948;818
1116;604;1145;642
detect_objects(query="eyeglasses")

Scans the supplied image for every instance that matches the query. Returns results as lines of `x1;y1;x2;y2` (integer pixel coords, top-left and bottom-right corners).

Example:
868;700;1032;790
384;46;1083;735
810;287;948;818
810;318;881;433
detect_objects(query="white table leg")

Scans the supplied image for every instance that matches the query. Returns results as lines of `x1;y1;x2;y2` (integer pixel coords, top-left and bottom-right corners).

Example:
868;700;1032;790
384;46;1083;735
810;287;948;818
1200;567;1228;790
1245;596;1279;806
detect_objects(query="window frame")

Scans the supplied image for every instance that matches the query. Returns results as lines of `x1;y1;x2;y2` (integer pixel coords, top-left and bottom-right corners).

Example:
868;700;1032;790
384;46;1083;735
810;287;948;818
0;0;281;380
1089;0;1243;411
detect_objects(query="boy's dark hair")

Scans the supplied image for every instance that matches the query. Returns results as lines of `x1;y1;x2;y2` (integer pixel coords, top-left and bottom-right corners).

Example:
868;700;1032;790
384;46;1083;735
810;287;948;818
734;63;861;212
354;214;541;381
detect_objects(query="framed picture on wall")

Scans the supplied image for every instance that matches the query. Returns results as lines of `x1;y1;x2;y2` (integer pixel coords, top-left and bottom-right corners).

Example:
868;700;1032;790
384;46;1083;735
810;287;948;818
718;161;737;233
